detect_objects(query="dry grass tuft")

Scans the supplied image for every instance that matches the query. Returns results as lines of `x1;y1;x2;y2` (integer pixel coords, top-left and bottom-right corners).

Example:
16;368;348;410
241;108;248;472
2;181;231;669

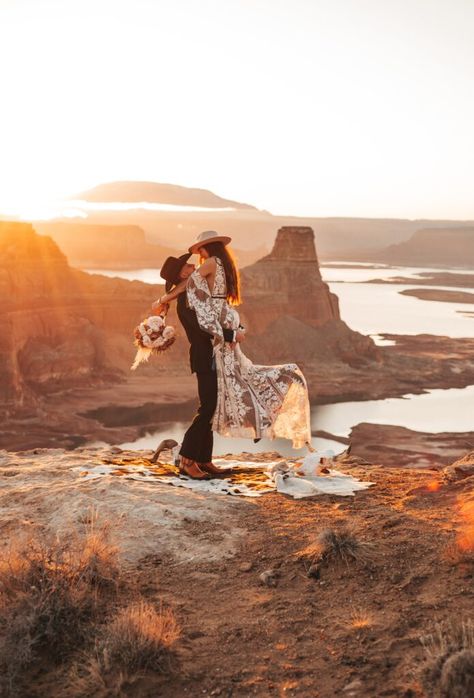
350;606;374;630
68;657;130;698
98;600;180;673
420;619;474;697
316;527;375;566
296;527;376;579
421;619;474;659
0;520;119;695
438;650;474;698
73;518;120;591
70;601;180;696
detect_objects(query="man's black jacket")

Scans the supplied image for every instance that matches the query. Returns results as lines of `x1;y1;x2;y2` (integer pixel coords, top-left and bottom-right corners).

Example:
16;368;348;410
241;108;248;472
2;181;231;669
177;293;234;373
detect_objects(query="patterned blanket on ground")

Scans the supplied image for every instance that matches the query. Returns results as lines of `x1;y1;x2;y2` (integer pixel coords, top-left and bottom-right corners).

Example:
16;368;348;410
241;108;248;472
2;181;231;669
75;452;374;499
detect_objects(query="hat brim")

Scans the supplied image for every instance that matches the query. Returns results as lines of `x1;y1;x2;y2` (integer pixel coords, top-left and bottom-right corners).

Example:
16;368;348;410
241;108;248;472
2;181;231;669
188;236;232;255
162;252;192;293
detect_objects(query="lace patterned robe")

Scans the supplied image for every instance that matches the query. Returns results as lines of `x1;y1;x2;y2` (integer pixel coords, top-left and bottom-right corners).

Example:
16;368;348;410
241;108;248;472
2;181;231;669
186;257;312;449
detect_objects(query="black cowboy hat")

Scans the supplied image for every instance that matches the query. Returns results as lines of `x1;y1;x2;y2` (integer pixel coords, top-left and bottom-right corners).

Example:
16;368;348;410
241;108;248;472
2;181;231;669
160;253;192;292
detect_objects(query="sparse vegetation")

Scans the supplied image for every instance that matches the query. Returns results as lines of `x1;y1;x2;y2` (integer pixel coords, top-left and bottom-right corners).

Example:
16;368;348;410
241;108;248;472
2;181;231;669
444;535;474;566
0;523;119;693
0;518;178;697
69;601;179;697
420;619;474;697
298;527;376;577
296;526;377;585
97;600;179;672
350;606;374;629
317;527;375;565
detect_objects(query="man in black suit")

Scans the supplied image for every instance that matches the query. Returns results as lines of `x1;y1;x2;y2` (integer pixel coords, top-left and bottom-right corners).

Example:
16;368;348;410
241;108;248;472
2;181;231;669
155;254;244;479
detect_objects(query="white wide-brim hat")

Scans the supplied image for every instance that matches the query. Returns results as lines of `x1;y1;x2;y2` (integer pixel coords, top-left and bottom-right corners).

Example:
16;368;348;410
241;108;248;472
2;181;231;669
188;230;232;255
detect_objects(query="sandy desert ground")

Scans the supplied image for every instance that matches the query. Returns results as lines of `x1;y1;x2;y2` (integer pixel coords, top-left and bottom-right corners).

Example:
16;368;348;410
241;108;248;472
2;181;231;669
1;445;473;697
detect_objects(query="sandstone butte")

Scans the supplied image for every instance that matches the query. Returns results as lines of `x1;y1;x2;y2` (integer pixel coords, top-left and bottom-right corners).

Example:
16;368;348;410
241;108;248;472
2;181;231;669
2;220;474;451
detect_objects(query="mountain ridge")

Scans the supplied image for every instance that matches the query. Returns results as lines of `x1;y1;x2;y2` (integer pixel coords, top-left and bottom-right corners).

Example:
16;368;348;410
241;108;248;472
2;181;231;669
72;180;259;211
379;226;474;266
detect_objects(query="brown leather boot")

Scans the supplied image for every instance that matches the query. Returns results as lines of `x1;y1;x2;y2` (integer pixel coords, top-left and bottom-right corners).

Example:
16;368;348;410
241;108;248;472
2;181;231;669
198;461;224;476
179;456;210;480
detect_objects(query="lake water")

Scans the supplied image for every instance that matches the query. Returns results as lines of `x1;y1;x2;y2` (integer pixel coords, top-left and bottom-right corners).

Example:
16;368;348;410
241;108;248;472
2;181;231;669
85;263;474;339
321;263;474;339
83;262;474;456
115;385;474;458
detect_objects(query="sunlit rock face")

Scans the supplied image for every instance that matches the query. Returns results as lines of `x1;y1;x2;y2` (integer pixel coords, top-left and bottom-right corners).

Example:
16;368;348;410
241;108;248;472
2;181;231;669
0;221;162;409
0;222;71;406
0;222;377;417
240;226;377;365
241;226;340;330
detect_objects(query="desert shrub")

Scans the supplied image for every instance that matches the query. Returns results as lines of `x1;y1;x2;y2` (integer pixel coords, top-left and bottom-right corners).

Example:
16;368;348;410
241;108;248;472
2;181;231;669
70;601;180;697
316;527;375;566
0;520;119;695
72;519;120;591
97;600;179;673
296;527;376;579
420;619;474;697
349;606;374;629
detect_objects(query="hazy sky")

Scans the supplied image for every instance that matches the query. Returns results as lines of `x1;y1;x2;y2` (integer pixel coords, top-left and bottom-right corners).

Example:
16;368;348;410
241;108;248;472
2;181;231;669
0;0;473;218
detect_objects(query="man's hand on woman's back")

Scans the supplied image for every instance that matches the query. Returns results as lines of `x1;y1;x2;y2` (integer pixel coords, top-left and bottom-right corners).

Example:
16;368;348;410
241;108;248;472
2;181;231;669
230;328;246;349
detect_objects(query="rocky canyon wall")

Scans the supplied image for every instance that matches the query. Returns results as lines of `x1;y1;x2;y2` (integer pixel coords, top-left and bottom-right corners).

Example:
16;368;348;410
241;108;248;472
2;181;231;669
0;222;173;411
0;221;377;418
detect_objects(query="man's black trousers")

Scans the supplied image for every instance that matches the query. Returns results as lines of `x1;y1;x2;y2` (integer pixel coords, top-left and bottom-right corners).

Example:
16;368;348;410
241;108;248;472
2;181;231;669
179;370;218;463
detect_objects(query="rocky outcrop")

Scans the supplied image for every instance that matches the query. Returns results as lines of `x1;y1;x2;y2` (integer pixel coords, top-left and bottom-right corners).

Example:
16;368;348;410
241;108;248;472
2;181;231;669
241;226;339;328
240;226;377;366
348;423;474;468
444;451;474;481
380;227;474;267
0;221;169;411
399;288;474;304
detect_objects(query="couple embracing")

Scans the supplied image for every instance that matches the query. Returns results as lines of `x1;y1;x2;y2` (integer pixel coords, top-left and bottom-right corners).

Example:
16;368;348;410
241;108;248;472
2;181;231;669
153;230;312;479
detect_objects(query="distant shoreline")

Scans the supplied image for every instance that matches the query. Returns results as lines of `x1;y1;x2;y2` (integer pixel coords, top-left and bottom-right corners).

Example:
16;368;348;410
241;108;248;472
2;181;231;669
399;288;474;304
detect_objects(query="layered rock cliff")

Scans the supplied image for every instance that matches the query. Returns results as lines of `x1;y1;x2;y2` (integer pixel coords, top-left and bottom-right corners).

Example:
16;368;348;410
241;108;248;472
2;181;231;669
240;227;377;366
0;222;378;411
0;221;167;411
241;226;339;329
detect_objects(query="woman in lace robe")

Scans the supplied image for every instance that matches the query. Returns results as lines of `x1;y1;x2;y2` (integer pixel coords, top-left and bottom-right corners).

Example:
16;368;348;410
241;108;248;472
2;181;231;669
162;233;312;451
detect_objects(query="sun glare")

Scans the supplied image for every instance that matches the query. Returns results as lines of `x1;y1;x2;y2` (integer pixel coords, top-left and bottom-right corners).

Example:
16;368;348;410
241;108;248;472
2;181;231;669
0;1;473;219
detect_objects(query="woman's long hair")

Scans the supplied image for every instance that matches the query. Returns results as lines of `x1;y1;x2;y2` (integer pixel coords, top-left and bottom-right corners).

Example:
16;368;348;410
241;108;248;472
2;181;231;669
199;241;241;305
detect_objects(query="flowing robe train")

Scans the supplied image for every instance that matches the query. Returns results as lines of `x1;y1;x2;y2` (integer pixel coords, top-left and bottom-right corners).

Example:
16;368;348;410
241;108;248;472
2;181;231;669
185;257;312;449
